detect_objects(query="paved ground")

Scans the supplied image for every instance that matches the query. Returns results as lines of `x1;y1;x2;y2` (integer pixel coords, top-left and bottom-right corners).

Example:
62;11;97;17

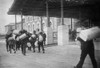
0;39;100;68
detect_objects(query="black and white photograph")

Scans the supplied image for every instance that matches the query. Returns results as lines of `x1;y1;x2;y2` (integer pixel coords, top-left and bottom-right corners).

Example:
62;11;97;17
0;0;100;68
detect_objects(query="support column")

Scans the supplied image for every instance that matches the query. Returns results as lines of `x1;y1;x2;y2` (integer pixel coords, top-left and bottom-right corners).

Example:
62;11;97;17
71;18;72;30
44;0;53;45
46;0;49;27
40;16;43;32
61;0;64;25
15;14;17;29
58;25;69;45
58;0;69;45
21;12;23;30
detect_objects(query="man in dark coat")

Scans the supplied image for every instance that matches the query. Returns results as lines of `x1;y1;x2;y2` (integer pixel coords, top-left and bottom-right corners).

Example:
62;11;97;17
74;37;97;68
15;34;21;51
38;32;45;53
5;30;13;52
30;30;37;52
19;30;31;55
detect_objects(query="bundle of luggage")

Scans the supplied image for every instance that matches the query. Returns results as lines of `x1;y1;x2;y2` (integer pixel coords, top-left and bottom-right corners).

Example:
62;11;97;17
19;33;27;40
13;30;20;35
6;30;29;53
5;29;46;55
79;27;100;41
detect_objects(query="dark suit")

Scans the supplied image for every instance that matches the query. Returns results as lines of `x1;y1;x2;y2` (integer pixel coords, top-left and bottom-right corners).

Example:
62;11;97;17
43;33;46;46
38;33;45;53
30;34;37;52
20;32;31;55
76;37;97;68
5;33;12;52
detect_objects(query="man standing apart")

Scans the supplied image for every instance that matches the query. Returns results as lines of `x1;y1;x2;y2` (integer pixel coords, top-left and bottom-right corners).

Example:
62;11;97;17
74;27;97;68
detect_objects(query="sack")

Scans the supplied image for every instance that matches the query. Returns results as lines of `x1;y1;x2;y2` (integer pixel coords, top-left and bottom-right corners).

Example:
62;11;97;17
29;37;32;41
16;37;20;41
31;34;36;38
8;37;14;41
13;30;20;35
12;34;16;40
79;27;100;41
30;34;37;42
35;41;38;46
27;42;31;47
38;34;43;42
19;33;27;40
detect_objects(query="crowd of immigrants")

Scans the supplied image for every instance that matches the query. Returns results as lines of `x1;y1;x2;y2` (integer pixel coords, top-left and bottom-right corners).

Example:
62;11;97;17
5;29;46;56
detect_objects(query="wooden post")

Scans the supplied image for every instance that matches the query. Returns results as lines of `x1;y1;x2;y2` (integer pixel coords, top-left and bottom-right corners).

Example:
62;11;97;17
61;0;64;25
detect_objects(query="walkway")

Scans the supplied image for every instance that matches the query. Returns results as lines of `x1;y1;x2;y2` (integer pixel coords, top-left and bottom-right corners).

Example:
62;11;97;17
0;40;99;68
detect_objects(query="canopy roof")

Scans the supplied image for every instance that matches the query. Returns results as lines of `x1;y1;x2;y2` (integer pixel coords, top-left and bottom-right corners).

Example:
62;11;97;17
8;0;100;19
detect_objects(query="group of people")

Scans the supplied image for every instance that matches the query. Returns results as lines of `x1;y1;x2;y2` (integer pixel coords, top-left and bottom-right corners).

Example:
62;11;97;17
5;26;98;68
5;29;46;56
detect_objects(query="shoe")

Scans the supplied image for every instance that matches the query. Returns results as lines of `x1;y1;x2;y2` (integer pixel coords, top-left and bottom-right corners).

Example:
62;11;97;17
14;51;16;53
43;51;45;53
33;50;35;53
38;51;40;53
7;49;9;52
23;53;26;56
